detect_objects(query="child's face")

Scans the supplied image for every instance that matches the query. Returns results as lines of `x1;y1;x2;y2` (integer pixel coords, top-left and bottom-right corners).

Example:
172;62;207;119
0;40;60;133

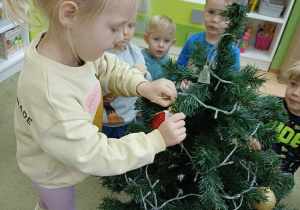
285;75;300;116
143;30;175;60
113;13;137;51
204;0;229;40
73;0;136;61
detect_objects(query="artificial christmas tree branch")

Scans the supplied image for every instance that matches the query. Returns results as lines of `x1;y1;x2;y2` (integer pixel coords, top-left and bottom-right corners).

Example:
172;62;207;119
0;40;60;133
98;2;295;210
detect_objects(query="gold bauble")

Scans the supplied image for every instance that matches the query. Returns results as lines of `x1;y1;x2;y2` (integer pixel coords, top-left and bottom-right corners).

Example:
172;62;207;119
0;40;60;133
252;187;276;210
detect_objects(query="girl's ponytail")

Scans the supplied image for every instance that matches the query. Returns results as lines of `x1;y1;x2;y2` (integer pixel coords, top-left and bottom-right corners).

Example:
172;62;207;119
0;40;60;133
2;0;42;29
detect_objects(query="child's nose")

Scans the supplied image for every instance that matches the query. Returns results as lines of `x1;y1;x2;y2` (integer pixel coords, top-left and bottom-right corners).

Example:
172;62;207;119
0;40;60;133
123;26;128;35
212;14;220;23
293;88;300;97
159;41;164;47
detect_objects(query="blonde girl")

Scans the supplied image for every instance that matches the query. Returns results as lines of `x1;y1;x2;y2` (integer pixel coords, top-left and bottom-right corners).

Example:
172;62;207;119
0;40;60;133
3;0;186;209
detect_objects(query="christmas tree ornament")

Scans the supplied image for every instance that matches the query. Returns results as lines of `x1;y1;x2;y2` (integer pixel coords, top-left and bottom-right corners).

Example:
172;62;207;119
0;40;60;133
150;94;170;103
197;64;210;84
252;187;276;210
177;174;185;182
151;109;173;129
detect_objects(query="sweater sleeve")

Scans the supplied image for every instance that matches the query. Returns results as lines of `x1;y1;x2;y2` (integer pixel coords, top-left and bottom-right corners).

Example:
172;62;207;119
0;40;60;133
40;119;166;176
95;52;148;97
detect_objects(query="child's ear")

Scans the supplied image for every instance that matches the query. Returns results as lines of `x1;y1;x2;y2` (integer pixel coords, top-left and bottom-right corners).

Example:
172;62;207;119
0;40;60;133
172;39;176;46
143;34;149;44
58;1;79;27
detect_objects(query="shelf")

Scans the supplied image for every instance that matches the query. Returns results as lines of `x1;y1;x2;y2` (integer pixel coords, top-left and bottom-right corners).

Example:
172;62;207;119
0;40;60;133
0;18;15;33
246;12;284;24
243;0;295;71
0;6;30;83
0;50;25;70
240;45;272;62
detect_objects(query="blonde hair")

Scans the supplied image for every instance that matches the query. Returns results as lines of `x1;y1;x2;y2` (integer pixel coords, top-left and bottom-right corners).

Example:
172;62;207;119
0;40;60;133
3;0;143;30
146;15;176;38
3;0;150;63
288;61;300;79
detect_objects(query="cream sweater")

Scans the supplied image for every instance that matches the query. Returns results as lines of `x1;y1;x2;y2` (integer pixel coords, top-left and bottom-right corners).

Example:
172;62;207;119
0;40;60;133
14;33;166;189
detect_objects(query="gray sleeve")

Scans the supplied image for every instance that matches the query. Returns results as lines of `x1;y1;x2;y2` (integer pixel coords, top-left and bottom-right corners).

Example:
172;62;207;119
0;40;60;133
132;44;151;82
145;71;152;82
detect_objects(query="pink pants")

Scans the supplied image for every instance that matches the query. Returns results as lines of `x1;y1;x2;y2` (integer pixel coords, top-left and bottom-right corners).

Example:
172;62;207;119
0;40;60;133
32;182;76;210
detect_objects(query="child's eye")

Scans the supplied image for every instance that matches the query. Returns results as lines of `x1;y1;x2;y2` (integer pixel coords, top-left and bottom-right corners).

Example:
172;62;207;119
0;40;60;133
291;82;297;87
112;28;120;32
129;23;136;28
164;40;170;43
154;38;159;41
209;10;214;14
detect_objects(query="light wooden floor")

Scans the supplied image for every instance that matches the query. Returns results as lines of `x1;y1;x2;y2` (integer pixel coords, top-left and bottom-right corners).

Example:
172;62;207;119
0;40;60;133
258;71;287;97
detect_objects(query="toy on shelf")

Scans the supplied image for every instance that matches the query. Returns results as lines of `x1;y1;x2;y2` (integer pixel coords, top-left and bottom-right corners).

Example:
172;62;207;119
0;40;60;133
247;0;260;12
255;22;276;51
239;26;253;53
0;26;23;59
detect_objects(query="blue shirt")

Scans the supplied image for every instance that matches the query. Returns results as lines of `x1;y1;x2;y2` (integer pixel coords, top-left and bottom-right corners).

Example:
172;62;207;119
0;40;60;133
177;32;240;71
141;48;171;81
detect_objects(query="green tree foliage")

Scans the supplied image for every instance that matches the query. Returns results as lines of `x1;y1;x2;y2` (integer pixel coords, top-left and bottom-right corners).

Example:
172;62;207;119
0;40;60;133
99;3;294;210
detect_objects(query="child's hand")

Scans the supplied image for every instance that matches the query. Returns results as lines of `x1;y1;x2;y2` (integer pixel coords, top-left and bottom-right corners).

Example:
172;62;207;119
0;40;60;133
137;79;177;107
250;138;261;151
158;113;186;146
133;64;147;77
180;79;192;90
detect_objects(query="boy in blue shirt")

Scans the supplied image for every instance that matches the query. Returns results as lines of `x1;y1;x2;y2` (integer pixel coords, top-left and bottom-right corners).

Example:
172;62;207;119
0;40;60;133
178;0;240;71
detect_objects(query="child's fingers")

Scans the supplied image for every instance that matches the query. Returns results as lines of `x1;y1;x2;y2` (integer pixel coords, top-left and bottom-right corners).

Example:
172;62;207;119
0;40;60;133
137;79;178;107
166;79;177;94
250;138;261;151
254;142;261;151
175;132;187;143
152;96;170;107
161;80;177;101
168;112;186;122
176;126;187;137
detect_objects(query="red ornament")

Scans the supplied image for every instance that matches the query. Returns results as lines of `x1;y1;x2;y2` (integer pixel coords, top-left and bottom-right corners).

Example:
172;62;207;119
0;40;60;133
151;110;173;129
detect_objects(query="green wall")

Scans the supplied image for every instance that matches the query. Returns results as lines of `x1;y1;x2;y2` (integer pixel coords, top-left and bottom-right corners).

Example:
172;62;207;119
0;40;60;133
151;0;204;27
28;14;47;41
28;0;47;40
150;0;206;47
270;0;300;69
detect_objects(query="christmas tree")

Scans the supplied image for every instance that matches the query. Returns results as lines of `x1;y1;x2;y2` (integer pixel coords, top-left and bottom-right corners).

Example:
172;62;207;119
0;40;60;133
99;2;295;210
